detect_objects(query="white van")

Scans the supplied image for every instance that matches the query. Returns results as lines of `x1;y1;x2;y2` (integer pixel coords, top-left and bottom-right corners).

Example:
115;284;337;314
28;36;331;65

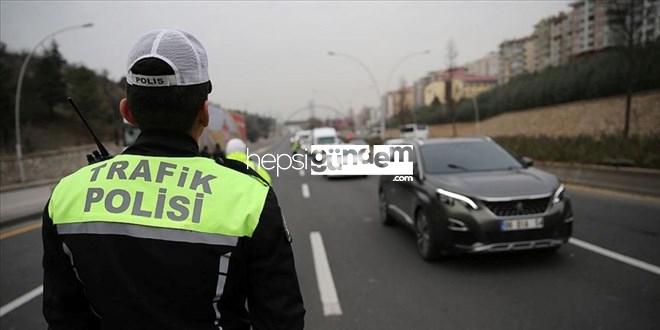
399;124;428;139
312;127;339;145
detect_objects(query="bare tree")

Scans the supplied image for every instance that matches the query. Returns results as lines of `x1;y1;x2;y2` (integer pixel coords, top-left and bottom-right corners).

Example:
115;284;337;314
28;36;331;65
608;0;653;138
397;78;411;125
445;39;458;136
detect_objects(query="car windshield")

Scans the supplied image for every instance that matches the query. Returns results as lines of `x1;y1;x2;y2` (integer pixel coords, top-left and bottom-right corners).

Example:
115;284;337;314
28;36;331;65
316;137;336;144
420;140;522;174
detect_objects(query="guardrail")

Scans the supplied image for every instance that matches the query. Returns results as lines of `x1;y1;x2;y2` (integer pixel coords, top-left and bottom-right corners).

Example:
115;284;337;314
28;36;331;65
536;161;660;197
0;143;122;188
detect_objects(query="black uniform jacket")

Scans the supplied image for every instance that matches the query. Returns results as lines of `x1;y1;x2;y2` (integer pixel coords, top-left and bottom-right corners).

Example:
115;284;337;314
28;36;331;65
42;130;305;330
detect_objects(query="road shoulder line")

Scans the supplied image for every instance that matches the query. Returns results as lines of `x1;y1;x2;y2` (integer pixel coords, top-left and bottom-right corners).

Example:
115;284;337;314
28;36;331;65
570;238;660;276
0;285;43;317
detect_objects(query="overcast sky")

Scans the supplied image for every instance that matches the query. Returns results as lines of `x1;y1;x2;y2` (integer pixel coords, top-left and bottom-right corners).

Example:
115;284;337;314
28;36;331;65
1;1;570;119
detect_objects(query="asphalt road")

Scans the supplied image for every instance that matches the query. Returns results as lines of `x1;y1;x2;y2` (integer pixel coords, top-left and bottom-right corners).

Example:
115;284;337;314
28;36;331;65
1;138;659;329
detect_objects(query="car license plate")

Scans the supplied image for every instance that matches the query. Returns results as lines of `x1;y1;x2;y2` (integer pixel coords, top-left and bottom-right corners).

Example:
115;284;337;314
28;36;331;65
500;218;544;231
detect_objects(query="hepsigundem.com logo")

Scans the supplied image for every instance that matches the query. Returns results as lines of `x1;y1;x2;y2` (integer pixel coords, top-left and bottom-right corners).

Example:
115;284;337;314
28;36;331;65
246;145;414;176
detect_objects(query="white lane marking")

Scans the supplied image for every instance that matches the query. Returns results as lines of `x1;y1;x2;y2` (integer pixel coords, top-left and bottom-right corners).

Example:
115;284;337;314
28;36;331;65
299;169;306;177
0;285;43;317
570;238;660;276
301;183;310;199
310;232;342;316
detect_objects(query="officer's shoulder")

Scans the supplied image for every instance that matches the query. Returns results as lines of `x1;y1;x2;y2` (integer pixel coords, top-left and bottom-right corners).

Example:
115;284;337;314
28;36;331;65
214;157;269;187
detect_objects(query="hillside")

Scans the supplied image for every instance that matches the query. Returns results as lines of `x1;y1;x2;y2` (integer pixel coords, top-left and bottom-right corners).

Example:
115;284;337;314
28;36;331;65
0;41;124;154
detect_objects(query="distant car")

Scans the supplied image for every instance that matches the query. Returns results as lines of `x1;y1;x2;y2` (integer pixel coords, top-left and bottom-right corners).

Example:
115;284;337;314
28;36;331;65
292;130;311;154
324;136;369;180
378;137;573;261
400;123;428;139
383;138;405;145
348;138;368;145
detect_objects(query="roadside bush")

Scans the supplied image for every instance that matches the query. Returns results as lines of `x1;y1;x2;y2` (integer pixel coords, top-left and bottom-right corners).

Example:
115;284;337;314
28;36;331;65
495;134;660;169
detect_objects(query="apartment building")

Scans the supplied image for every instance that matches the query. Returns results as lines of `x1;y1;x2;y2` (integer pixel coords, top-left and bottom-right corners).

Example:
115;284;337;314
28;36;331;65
637;0;660;44
570;0;605;55
534;17;553;71
465;51;500;77
498;36;535;83
550;12;573;66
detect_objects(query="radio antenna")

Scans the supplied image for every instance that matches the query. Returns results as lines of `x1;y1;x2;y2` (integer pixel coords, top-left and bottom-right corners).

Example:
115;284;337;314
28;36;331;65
67;97;110;159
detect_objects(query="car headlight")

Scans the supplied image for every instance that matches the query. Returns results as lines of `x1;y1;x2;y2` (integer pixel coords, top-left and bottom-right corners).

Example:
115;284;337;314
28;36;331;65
552;184;565;204
436;188;478;210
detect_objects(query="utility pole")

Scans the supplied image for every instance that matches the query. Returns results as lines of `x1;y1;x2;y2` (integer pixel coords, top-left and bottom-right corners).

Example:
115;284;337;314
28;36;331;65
472;97;480;135
398;80;406;125
445;39;458;137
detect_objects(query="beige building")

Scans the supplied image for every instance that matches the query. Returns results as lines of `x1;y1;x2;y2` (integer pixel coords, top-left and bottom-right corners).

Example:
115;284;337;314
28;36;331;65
384;86;414;117
413;75;432;109
524;37;536;73
423;67;497;106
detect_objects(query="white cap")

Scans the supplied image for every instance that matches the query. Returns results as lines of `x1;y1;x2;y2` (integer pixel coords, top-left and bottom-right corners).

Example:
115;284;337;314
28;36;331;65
226;138;247;154
126;29;209;87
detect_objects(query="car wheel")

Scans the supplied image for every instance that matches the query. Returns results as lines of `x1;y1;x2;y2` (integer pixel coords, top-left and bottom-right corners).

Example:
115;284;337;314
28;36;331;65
379;190;395;226
415;209;442;261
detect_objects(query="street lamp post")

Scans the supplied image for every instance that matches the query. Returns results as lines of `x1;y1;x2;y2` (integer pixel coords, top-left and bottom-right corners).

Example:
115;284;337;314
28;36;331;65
385;49;431;90
327;51;385;140
13;23;93;182
328;50;431;140
385;50;431;127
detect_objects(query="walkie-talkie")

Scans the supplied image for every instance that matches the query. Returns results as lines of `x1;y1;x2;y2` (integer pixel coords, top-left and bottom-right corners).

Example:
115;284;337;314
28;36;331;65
67;97;112;164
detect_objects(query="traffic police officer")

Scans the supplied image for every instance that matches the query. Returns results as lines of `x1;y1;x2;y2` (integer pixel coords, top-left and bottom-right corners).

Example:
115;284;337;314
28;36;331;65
42;29;305;329
225;138;272;185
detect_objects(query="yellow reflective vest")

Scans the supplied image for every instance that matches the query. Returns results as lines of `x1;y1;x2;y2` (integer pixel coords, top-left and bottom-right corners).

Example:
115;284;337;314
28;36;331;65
49;154;269;238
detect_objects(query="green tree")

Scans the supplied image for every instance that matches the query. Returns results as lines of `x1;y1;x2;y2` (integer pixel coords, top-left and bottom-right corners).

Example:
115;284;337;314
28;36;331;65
35;41;67;118
0;42;14;150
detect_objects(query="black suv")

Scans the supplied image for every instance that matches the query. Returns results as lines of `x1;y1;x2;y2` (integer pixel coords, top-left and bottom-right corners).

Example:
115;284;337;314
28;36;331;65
379;138;573;261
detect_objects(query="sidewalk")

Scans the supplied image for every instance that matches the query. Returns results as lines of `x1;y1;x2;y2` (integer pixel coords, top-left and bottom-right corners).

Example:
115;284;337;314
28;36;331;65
0;184;53;227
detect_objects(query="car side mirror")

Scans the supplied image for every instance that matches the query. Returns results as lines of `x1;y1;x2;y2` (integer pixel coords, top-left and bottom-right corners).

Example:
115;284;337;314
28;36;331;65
521;156;534;168
412;163;422;181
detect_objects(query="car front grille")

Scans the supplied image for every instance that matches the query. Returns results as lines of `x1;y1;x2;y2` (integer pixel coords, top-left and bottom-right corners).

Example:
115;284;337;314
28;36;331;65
483;197;550;217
